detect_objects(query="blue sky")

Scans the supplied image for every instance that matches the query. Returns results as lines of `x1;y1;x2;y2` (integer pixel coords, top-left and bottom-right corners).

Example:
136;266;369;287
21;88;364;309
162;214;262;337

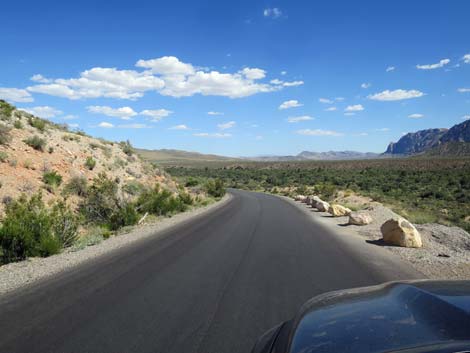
1;0;469;156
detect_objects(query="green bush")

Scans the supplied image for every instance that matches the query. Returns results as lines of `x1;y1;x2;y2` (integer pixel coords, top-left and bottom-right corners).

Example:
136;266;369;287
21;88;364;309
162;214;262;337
43;171;63;188
0;124;11;145
85;156;96;170
185;177;199;187
50;201;79;247
108;202;139;230
0;100;14;120
28;117;47;132
13;120;23;129
122;181;145;195
136;185;186;216
0;194;70;263
205;179;226;198
119;140;134;156
0;151;8;162
24;135;46;151
64;176;88;197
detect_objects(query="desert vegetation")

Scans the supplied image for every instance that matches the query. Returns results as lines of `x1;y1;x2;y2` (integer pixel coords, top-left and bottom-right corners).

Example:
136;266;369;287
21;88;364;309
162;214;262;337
167;158;470;232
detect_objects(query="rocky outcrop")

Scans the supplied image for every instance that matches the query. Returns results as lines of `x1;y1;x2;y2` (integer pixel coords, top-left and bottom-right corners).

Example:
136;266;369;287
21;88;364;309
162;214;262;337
385;128;448;155
440;119;470;144
328;204;352;217
380;218;423;248
348;212;373;225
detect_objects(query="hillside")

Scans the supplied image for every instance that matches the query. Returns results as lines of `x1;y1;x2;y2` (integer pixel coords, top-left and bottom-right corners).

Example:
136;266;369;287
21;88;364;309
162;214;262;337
136;148;237;165
385;119;470;156
0;100;176;214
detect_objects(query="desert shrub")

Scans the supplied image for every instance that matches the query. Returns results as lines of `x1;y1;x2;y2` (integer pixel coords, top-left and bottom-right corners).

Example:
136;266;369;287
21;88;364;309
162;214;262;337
108;202;139;230
0;124;11;145
64;176;88;196
136;185;186;216
50;201;79;247
23;159;33;169
205;179;226;198
62;134;80;142
48;146;54;154
85;156;96;170
119;140;134;156
0;100;14;120
28;117;47;132
79;173;119;224
43;171;63;188
24;135;46;151
185;177;199;187
0;151;8;162
122;181;145;195
0;194;66;263
178;188;194;205
13;120;23;129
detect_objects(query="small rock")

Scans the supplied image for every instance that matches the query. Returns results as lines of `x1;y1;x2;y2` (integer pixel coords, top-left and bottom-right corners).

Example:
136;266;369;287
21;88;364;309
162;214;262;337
437;253;450;258
294;195;307;202
328;204;352;217
316;200;330;212
348;212;373;225
381;218;423;248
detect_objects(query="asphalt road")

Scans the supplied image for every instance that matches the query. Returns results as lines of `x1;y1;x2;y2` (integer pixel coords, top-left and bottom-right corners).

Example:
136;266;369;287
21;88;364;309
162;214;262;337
0;189;423;353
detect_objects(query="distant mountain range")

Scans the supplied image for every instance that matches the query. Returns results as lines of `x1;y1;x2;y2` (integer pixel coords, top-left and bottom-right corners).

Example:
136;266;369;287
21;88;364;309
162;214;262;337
247;151;379;161
385;119;470;156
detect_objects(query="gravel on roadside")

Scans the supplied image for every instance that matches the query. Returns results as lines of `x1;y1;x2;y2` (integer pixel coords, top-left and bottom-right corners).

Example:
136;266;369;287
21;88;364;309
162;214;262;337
0;194;232;296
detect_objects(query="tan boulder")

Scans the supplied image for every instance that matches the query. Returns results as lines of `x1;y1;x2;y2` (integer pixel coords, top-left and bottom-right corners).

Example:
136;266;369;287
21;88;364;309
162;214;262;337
295;195;307;202
380;218;422;248
316;200;330;212
328;204;352;217
348;212;373;225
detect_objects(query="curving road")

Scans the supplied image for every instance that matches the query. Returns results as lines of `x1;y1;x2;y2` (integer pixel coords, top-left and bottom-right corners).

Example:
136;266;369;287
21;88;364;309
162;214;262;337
0;189;423;353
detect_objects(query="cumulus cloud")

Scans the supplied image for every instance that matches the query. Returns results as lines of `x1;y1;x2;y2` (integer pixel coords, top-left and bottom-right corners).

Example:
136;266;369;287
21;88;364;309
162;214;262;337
27;56;288;100
169;124;190;130
296;129;343;136
416;58;450;70
140;109;173;121
287;115;314;123
335;97;345;101
279;100;302;110
0;87;34;102
319;98;333;104
217;121;236;130
208;111;224;116
263;8;282;19
463;54;470;64
193;132;232;138
87;105;137;119
118;123;151;129
281;71;287;75
240;67;266;80
98;122;114;128
376;128;390;132
30;74;51;83
408;113;424;119
368;89;425;101
22;106;63;118
345;104;364;112
361;83;371;89
386;66;395;72
324;107;337;112
270;79;304;87
458;88;470;93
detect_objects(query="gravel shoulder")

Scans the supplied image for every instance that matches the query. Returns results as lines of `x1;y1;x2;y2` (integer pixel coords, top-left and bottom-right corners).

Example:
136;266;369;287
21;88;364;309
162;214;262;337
283;196;470;280
0;194;232;296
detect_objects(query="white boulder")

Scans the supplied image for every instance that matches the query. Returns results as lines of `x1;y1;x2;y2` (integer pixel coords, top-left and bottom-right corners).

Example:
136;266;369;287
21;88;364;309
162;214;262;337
348;212;373;225
316;200;330;212
380;218;423;248
328;204;352;217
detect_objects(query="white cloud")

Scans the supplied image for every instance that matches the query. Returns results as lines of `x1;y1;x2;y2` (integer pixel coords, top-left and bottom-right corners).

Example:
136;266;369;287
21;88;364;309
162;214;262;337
135;56;195;75
324;107;337;111
87;105;137;119
281;71;287;75
270;79;304;87
279;99;302;110
376;128;390;132
140;109;173;121
287;115;314;123
217;121;236;130
98;122;114;128
193;132;232;138
208;111;224;116
27;56;288;100
345;104;364;112
344;112;356;116
458;88;470;93
368;89;425;101
319;98;333;104
22;106;63;118
169;124;190;130
463;54;470;64
0;87;34;102
240;67;266;80
296;129;343;136
62;114;78;120
461;115;470;120
408;113;424;119
335;97;345;101
263;8;282;19
416;58;450;70
361;83;371;89
386;66;395;72
30;74;51;83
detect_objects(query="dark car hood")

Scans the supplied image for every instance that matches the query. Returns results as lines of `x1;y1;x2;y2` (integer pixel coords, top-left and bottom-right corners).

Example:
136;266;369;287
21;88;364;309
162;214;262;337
260;280;470;353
